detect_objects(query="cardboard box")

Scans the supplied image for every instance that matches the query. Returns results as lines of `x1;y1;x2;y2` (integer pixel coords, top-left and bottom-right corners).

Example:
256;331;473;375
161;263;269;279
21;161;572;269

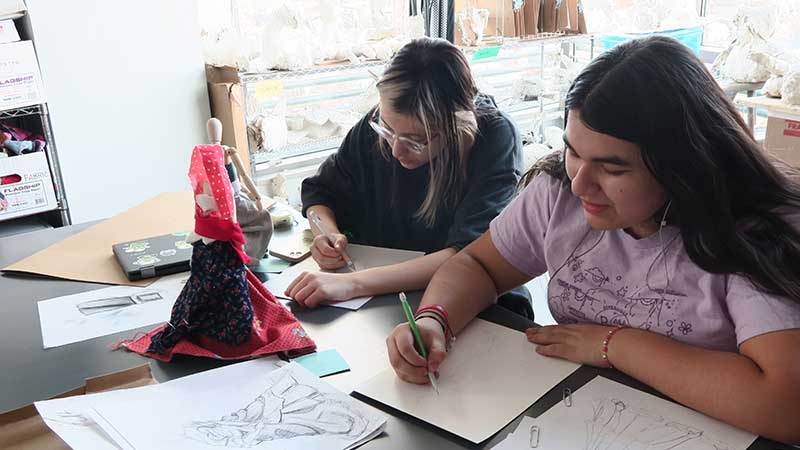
0;40;45;111
205;64;250;174
0;364;156;450
0;151;57;222
0;19;19;44
764;116;800;168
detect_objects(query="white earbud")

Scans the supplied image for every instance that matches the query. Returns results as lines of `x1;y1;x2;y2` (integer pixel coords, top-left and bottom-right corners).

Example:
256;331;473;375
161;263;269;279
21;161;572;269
660;200;672;228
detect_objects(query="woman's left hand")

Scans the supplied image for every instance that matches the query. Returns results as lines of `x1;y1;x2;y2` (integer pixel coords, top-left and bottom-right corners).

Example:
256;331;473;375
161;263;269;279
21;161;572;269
525;324;616;368
284;271;362;308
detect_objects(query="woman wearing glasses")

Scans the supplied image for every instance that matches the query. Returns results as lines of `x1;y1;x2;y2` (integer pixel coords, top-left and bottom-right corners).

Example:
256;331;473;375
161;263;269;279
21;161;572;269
284;37;529;315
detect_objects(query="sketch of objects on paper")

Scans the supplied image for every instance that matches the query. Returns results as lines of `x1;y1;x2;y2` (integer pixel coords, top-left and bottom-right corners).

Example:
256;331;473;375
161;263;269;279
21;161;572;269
77;290;167;315
491;377;756;450
187;372;370;447
38;273;188;348
584;398;732;450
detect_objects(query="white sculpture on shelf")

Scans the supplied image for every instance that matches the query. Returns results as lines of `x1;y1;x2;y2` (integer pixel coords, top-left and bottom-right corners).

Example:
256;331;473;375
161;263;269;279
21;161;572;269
712;6;780;83
781;72;800;106
749;51;800;106
455;6;490;47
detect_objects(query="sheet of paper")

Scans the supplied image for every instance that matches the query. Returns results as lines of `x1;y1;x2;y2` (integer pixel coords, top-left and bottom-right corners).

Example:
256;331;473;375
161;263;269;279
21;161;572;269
34;357;284;450
86;361;386;450
265;244;424;310
37;273;188;348
35;390;126;450
291;349;350;378
354;318;580;444
499;377;758;450
2;191;194;286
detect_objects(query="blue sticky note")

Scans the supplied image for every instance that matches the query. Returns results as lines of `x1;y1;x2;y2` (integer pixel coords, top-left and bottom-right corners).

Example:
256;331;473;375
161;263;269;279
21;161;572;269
291;349;350;378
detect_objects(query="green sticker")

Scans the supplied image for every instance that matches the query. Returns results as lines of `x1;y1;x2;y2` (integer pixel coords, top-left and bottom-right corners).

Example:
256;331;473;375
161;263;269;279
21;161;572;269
472;46;500;60
291;349;350;378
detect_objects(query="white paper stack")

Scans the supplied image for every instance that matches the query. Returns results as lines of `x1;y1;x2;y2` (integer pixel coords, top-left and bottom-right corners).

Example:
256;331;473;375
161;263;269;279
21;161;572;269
489;377;757;450
36;358;387;450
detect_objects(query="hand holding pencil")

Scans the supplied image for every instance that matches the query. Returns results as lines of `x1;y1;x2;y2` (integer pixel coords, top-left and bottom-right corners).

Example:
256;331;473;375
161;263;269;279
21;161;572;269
386;293;449;392
308;210;357;271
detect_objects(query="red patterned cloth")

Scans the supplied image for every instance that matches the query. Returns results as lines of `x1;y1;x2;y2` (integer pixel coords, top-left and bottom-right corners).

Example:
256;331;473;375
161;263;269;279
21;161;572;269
189;145;234;220
122;270;315;361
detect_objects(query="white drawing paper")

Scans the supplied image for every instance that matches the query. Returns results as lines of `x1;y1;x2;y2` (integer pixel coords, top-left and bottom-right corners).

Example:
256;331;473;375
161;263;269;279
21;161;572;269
36;393;125;450
86;361;386;450
37;273;188;348
265;244;423;310
353;318;581;444
492;377;757;450
35;357;283;449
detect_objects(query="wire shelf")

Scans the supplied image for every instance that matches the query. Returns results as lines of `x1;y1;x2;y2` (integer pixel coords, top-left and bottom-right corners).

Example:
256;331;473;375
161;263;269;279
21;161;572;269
240;60;388;84
0;104;44;119
241;33;596;175
252;135;344;165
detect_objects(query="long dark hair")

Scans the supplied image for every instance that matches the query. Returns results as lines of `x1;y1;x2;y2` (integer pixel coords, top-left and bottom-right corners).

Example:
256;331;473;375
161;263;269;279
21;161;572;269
528;36;800;305
376;37;479;227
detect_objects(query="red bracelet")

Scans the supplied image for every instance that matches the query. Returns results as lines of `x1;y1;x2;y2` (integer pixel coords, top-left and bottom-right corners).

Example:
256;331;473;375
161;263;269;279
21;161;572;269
601;326;624;369
415;304;456;349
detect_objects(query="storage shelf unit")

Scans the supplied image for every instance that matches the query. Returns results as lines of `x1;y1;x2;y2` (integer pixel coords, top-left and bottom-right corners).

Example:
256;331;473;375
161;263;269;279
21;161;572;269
0;102;70;227
239;33;595;176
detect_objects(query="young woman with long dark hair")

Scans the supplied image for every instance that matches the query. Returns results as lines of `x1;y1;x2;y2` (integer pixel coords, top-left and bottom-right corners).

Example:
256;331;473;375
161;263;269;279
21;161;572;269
386;36;800;442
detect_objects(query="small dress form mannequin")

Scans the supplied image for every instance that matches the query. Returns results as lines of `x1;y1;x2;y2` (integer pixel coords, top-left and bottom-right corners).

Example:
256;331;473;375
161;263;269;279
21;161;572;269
120;120;314;361
207;118;273;265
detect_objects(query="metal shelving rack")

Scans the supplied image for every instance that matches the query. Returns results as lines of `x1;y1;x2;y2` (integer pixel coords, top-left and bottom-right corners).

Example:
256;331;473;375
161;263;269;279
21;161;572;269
239;33;595;177
0;102;71;227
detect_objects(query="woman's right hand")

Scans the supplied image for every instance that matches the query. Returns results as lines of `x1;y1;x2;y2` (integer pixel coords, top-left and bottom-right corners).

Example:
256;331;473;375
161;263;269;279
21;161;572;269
310;233;349;270
386;317;448;384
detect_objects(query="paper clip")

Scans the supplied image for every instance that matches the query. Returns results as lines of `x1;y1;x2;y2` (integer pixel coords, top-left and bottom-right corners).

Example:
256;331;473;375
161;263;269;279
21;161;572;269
563;388;573;407
529;425;540;448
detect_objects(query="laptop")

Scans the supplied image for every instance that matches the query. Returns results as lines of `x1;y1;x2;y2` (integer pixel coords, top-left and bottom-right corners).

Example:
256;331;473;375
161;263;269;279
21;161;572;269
112;231;193;281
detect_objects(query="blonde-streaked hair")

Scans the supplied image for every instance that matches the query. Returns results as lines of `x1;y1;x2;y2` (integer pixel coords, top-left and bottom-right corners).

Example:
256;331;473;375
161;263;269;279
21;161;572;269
375;37;479;228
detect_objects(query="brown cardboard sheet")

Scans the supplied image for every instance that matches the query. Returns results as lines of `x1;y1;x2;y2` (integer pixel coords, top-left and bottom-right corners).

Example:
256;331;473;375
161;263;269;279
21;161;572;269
2;192;194;286
0;364;156;450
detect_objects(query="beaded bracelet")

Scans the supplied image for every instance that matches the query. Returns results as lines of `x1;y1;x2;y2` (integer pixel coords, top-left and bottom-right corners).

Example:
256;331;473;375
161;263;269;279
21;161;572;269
601;325;624;369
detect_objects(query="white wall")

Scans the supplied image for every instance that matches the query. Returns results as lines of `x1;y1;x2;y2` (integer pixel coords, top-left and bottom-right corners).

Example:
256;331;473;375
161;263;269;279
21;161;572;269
26;0;209;223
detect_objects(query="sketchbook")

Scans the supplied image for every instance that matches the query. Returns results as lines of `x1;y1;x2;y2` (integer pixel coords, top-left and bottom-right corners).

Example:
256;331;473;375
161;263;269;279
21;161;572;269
353;318;580;444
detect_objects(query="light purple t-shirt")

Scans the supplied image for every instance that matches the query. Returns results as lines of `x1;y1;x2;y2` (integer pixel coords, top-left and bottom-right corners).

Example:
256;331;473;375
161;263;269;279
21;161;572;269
490;173;800;352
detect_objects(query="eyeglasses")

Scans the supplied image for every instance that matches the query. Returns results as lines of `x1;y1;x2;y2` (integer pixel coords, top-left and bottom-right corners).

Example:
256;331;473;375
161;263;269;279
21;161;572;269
368;109;434;155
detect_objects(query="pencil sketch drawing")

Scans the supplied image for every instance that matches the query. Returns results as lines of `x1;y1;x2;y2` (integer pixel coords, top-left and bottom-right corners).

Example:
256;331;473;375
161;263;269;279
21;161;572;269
186;373;370;447
41;410;94;427
584;398;732;450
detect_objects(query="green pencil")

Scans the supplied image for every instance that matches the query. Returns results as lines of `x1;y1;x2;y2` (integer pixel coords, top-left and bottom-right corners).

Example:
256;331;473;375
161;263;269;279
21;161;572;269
399;292;439;394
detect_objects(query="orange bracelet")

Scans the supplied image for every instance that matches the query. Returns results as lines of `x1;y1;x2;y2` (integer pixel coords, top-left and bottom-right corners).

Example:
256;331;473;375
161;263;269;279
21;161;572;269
601;326;624;369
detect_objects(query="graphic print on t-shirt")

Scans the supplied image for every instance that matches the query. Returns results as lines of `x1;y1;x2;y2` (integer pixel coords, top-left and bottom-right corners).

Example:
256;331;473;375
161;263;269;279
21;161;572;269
547;251;693;339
